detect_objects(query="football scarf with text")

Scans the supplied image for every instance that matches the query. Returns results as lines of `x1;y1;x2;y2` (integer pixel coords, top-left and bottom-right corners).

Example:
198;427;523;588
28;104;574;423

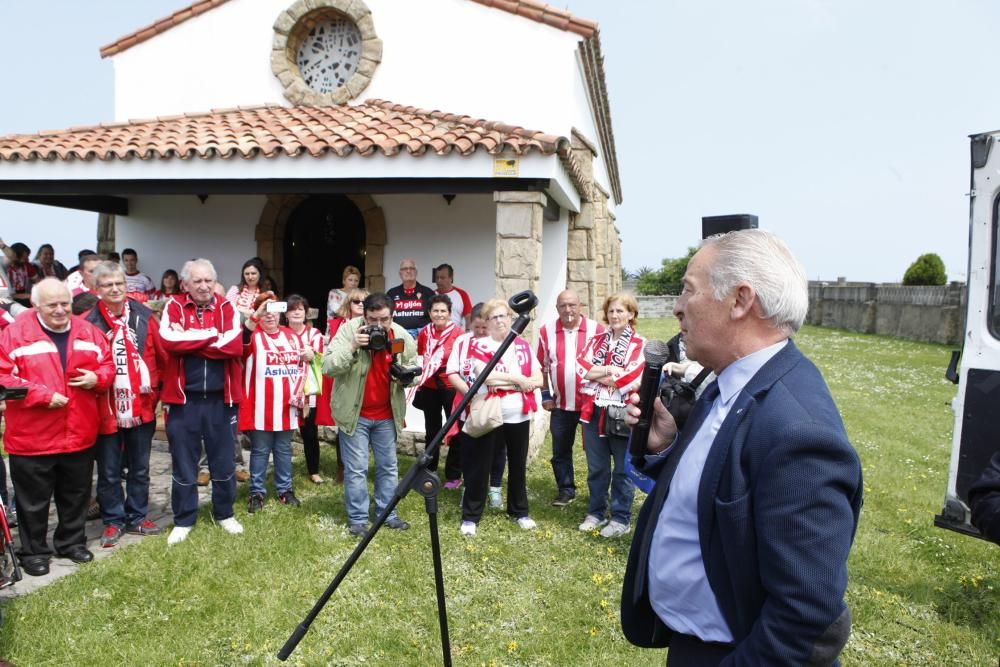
99;301;151;428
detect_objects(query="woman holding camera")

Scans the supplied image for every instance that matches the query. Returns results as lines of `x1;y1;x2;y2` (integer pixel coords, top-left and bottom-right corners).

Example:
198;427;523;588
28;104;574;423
414;295;462;481
576;293;645;539
450;299;542;536
242;298;309;512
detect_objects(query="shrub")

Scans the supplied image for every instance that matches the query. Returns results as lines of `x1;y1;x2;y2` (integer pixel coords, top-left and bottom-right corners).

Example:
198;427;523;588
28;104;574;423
903;253;947;286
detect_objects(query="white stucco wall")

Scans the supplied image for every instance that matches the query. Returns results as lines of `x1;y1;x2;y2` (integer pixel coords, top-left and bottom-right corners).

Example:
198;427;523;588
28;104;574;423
108;0;612;202
114;194;264;290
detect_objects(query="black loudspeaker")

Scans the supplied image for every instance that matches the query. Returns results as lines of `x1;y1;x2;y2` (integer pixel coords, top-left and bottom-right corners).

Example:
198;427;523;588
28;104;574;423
701;214;758;239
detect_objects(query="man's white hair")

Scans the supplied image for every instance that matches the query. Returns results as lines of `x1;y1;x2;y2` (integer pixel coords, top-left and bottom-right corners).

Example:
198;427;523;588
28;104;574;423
702;229;809;335
30;277;71;305
180;258;218;283
91;261;125;286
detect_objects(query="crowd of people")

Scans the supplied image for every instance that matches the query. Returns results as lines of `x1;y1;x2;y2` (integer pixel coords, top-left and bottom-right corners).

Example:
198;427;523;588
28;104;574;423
0;230;900;663
0;241;660;569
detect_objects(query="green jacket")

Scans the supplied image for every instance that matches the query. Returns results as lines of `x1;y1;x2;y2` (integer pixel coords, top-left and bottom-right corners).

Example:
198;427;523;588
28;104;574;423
322;317;418;437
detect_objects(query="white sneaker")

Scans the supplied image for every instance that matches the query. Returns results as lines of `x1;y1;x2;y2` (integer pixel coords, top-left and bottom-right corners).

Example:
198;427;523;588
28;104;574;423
600;520;630;538
516;516;537;530
167;526;192;545
218;517;244;535
578;514;608;532
460;521;477;536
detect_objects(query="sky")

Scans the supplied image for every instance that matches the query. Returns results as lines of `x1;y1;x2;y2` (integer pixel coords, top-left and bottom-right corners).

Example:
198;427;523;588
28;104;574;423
1;0;998;282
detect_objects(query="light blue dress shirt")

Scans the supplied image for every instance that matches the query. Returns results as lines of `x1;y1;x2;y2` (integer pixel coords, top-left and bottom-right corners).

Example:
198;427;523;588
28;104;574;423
648;339;787;642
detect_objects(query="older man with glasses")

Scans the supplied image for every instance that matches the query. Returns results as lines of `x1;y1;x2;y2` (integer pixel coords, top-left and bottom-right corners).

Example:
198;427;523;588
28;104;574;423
83;261;163;547
387;258;433;339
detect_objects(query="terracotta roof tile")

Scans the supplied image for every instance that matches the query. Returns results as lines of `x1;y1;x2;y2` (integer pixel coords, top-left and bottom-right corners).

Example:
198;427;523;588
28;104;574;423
99;0;597;58
0;100;570;163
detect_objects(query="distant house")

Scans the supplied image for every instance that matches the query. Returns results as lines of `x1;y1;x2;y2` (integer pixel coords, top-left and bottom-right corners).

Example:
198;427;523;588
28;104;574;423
0;0;623;324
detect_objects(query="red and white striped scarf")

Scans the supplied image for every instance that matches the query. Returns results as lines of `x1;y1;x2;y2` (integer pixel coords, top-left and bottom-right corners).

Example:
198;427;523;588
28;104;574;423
417;321;457;389
233;285;259;312
468;336;537;414
99;301;151;428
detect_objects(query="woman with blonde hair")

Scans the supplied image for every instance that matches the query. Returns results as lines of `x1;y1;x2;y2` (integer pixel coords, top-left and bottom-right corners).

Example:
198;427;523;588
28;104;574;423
576;292;645;538
449;298;542;536
327;265;362;320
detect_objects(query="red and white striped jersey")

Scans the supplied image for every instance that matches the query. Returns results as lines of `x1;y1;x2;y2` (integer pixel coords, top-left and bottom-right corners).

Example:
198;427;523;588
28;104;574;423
239;326;303;431
536;315;604;411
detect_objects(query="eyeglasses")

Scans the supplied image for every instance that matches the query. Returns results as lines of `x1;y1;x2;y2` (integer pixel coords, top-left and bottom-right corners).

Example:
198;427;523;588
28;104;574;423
400;266;417;272
488;313;510;322
98;280;126;290
351;299;364;305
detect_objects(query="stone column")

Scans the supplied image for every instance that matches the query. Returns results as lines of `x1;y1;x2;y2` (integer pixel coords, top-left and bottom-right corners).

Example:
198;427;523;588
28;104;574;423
495;191;545;342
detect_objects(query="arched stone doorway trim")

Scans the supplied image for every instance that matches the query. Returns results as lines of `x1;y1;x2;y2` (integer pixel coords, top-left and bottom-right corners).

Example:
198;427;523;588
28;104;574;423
254;193;387;293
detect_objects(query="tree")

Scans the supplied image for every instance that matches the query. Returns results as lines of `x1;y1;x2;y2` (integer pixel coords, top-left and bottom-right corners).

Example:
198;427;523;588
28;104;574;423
637;247;697;295
902;253;947;286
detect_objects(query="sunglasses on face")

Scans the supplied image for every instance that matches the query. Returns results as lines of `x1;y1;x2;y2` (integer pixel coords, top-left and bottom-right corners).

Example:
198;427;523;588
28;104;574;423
351;299;364;305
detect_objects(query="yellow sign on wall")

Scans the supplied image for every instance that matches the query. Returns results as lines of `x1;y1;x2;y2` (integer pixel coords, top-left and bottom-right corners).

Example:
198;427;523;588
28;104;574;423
493;156;519;177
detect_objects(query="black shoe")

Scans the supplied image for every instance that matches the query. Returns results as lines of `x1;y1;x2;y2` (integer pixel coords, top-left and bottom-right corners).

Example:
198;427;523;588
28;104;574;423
385;517;410;531
551;491;576;507
58;546;94;564
21;556;49;577
278;491;301;507
347;523;369;537
247;493;265;514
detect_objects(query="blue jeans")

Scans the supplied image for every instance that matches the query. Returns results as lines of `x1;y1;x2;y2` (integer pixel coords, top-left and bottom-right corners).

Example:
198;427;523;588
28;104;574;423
248;430;295;497
96;420;155;527
582;416;634;525
549;409;581;496
339;418;401;526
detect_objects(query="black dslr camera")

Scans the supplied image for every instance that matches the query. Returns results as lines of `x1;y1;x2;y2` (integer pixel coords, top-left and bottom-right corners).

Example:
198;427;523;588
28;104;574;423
362;324;389;351
365;331;420;385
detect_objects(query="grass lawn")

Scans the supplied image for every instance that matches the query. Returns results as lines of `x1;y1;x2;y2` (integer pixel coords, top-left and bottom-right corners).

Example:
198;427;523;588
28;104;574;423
1;321;998;665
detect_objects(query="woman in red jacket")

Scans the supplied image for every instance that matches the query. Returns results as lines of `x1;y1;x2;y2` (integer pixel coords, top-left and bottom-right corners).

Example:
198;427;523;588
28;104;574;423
414;294;463;484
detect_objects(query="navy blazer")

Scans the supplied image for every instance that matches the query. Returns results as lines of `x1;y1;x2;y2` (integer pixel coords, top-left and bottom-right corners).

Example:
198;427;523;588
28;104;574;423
621;340;863;666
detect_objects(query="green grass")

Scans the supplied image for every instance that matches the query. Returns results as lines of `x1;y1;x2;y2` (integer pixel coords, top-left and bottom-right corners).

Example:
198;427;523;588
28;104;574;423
1;321;998;665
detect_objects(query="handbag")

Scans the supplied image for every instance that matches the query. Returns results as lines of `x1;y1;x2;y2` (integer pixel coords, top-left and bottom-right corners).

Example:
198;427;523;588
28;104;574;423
603;404;631;438
412;385;434;411
303;355;323;396
462;392;503;437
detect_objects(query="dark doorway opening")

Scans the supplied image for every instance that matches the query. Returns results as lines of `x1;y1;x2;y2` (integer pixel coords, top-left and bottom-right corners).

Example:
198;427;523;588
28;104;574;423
283;195;366;332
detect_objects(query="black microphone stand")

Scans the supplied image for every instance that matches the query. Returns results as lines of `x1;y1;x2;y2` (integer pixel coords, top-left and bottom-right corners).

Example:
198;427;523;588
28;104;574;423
278;291;539;664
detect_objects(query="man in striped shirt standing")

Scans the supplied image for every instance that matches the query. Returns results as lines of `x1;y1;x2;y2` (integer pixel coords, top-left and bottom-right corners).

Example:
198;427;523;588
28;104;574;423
536;289;604;507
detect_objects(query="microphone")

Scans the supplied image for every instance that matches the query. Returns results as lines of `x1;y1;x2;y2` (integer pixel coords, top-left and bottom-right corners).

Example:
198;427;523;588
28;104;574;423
628;340;671;457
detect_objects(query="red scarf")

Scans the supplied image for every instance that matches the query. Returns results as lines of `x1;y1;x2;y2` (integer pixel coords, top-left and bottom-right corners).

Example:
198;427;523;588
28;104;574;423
233;285;259;312
582;325;634;407
417;321;458;388
98;301;151;427
468;336;537;414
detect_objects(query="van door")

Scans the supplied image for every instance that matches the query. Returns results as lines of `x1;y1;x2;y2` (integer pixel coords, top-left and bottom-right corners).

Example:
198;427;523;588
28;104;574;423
936;132;1000;538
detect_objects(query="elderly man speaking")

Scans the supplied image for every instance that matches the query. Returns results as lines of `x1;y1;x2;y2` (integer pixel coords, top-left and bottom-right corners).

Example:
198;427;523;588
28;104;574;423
621;230;863;666
0;278;114;576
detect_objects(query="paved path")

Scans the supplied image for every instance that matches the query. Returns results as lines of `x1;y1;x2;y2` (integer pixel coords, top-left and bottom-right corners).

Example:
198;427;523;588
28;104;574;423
1;439;199;601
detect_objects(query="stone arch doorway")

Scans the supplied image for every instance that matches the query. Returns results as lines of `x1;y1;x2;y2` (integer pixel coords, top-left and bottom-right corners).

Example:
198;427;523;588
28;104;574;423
255;193;387;324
